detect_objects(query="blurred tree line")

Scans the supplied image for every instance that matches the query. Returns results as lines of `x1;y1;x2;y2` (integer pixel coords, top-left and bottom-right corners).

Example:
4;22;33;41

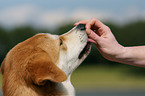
0;21;145;74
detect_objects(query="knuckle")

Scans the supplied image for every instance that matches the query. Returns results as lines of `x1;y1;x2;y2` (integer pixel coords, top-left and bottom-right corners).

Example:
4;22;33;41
105;25;111;30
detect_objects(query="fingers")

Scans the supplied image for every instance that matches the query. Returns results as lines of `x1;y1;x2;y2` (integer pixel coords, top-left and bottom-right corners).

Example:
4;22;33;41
86;29;100;42
86;18;104;29
88;38;97;44
75;18;105;44
75;18;105;30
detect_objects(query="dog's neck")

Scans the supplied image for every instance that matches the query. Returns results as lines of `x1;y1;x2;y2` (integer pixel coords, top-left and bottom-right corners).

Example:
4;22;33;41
3;75;75;96
60;76;75;96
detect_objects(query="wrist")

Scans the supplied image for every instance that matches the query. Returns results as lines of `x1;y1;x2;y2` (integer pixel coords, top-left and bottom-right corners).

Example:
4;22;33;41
102;44;127;62
113;46;132;63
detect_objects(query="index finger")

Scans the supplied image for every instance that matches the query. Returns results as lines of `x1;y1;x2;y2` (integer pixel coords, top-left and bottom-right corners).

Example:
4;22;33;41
86;18;105;29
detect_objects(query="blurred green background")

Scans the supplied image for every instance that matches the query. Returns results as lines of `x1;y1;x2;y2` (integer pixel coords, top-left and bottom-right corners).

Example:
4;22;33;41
1;0;145;96
1;21;145;90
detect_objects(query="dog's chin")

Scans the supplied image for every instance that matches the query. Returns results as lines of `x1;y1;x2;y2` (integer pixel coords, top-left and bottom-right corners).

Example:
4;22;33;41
78;42;91;60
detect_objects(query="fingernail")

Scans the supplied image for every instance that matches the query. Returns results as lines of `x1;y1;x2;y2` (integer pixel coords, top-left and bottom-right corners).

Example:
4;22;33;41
86;25;88;29
86;24;90;29
86;29;91;35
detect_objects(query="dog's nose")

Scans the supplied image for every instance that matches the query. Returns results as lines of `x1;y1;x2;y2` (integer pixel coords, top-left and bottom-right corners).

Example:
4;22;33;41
76;24;86;30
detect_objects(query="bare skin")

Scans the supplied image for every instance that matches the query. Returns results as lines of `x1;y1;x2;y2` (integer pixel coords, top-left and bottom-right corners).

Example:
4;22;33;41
75;18;145;67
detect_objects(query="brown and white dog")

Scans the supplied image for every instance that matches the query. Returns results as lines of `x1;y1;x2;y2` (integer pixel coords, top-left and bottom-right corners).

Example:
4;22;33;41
0;24;91;96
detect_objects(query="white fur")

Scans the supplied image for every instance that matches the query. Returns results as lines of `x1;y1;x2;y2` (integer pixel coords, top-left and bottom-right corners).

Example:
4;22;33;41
56;27;90;96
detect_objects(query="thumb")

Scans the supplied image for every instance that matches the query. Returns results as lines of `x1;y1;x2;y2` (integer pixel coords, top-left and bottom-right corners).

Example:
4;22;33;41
86;29;100;42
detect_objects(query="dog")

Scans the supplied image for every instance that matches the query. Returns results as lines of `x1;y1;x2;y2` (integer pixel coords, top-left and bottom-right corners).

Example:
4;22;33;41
0;24;91;96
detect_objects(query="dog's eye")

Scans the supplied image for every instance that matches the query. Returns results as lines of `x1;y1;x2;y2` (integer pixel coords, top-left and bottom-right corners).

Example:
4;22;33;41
59;39;63;45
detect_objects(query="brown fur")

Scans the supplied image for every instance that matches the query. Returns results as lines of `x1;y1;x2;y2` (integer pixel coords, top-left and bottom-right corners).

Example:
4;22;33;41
1;33;67;96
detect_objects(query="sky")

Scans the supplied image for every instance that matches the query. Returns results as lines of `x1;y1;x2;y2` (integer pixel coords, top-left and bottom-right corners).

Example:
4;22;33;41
0;0;145;29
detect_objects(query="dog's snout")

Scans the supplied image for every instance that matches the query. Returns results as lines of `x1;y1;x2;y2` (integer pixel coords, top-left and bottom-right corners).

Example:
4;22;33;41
76;24;86;30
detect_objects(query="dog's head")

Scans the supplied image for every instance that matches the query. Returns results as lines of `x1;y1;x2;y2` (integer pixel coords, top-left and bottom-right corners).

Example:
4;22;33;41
1;24;91;86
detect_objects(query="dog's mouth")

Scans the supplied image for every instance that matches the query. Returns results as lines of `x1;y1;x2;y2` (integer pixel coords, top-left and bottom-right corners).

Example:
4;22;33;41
78;42;91;59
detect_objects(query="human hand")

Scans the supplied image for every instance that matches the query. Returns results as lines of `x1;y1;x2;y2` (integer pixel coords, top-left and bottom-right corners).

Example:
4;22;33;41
75;18;125;61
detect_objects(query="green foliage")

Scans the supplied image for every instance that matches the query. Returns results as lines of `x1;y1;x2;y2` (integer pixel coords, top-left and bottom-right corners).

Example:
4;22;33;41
107;21;145;46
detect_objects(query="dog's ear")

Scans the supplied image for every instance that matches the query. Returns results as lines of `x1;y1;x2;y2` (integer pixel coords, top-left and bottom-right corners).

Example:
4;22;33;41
0;58;5;74
28;53;67;86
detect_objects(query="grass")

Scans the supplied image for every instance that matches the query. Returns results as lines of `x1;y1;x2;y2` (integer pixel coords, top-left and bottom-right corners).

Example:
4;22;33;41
71;65;145;90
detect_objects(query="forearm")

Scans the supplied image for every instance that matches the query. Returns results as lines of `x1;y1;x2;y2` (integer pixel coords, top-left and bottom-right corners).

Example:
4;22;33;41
114;46;145;67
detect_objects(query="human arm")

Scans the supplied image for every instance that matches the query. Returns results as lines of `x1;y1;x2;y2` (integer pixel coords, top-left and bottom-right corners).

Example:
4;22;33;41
75;18;145;67
117;46;145;67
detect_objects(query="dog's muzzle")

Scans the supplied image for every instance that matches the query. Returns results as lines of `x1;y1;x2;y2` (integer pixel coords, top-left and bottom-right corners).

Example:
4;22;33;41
76;24;91;59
